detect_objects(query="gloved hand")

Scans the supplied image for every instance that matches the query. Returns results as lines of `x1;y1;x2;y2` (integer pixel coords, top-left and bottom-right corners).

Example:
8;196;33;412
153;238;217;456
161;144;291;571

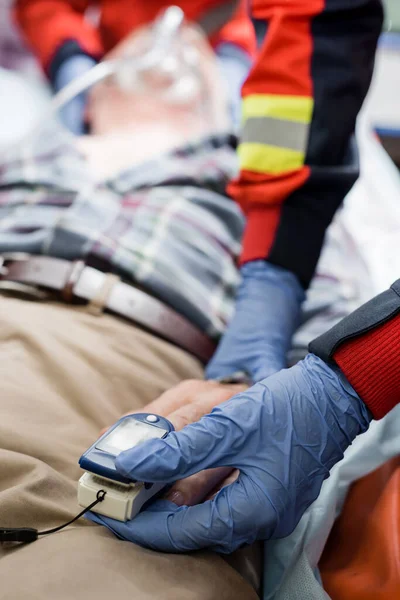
53;54;97;135
88;354;371;553
206;260;305;383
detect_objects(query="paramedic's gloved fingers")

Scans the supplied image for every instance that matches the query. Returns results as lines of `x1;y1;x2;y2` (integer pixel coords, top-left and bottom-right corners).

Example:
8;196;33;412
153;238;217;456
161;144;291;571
206;260;305;383
111;355;371;552
53;54;97;135
87;500;191;551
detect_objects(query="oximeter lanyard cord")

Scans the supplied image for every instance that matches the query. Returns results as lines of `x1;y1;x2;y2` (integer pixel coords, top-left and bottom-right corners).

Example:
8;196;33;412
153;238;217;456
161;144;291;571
0;489;107;544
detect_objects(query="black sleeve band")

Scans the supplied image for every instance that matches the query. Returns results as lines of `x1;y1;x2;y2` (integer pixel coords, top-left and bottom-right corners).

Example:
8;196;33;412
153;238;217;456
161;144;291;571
309;279;400;362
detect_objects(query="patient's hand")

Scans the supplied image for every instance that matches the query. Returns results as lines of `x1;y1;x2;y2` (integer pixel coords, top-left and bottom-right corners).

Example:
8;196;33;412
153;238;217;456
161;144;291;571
145;380;245;506
103;380;245;506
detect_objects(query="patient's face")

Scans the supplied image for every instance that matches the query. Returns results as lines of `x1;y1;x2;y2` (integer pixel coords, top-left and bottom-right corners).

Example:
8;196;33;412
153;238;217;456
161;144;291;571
89;22;228;135
77;20;229;179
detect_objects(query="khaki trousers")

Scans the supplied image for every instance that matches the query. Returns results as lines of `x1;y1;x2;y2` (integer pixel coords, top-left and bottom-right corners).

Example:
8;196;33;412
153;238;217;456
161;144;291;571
0;296;260;600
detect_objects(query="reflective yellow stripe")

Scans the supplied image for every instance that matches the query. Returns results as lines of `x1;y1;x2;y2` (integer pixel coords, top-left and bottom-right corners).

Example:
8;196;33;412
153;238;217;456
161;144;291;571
238;142;304;174
242;94;314;124
239;94;313;174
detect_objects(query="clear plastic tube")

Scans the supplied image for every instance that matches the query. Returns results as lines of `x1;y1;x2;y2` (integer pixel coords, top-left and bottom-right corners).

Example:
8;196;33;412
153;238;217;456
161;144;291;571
52;6;186;114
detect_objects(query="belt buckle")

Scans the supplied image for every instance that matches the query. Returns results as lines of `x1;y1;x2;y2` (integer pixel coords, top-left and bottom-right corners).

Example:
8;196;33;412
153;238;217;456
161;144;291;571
0;253;48;300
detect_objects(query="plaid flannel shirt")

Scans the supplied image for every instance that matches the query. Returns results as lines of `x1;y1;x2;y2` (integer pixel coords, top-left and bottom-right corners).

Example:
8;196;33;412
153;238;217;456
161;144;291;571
0;122;244;338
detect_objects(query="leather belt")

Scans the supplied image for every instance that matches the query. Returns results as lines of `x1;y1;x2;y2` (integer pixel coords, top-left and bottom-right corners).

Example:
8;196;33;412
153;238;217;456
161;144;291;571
0;254;215;363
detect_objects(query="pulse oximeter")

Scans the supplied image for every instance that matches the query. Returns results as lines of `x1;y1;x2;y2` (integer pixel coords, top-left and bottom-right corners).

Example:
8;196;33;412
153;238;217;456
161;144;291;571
78;413;174;521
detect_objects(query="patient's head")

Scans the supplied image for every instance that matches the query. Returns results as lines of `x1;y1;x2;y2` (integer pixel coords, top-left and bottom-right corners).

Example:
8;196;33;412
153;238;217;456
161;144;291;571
90;14;228;134
77;14;229;178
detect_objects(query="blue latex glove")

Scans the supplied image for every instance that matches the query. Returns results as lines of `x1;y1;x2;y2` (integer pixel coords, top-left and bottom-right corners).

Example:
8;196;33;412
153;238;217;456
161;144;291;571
87;354;371;553
53;54;97;135
206;260;305;383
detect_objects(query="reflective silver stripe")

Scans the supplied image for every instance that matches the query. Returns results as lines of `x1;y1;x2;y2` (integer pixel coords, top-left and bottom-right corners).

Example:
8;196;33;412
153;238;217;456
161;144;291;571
241;117;309;152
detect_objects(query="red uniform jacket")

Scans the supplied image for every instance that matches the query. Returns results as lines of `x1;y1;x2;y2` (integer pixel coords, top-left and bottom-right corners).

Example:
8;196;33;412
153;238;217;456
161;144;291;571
14;0;255;72
229;0;384;288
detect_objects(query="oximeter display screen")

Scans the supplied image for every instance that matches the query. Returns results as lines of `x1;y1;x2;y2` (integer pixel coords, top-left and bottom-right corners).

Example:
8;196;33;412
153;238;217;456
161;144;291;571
96;419;167;456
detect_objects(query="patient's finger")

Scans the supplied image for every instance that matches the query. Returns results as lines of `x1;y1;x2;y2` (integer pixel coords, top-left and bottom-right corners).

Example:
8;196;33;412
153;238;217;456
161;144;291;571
99;380;214;436
141;379;218;416
99;381;246;436
205;469;240;501
166;385;246;431
143;381;246;418
164;467;233;506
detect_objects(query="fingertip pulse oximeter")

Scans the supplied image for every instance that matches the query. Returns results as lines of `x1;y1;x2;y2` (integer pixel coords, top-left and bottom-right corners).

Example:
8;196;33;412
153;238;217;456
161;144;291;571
78;413;174;522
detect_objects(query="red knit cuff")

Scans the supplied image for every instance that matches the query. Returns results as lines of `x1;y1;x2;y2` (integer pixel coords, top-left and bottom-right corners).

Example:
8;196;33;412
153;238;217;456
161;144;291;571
334;312;400;419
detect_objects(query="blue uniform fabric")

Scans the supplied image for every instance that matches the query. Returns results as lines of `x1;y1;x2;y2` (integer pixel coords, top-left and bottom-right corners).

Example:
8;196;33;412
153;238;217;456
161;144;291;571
206;260;305;382
88;354;371;553
215;42;252;131
53;54;97;135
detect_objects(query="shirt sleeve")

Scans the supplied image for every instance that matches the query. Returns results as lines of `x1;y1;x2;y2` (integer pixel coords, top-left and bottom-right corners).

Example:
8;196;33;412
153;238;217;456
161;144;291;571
229;0;383;288
14;0;103;74
310;280;400;419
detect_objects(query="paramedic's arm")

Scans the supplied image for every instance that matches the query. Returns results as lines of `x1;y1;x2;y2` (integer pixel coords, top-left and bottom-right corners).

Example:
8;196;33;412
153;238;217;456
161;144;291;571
14;0;102;76
206;0;384;383
15;0;101;133
309;280;400;419
90;279;400;552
